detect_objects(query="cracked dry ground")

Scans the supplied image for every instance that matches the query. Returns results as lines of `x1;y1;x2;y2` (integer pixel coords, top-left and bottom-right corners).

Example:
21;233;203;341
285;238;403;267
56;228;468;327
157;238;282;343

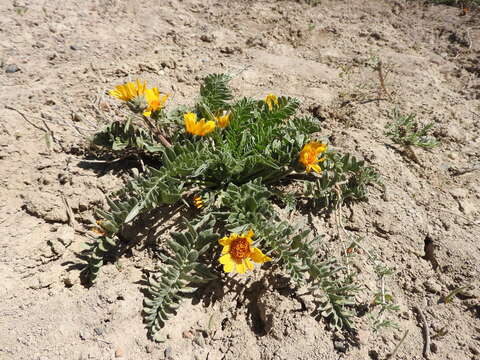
0;0;479;359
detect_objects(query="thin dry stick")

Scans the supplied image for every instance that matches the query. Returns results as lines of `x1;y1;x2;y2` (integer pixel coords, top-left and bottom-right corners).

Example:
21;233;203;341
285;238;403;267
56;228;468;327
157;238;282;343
142;115;172;147
450;165;480;176
5;105;45;132
62;195;77;231
434;207;480;227
5;105;66;151
386;329;410;359
414;306;431;359
376;60;392;101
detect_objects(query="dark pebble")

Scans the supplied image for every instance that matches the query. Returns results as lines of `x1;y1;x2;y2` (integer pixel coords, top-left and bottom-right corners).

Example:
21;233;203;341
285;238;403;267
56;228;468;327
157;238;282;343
164;346;172;358
333;340;347;353
5;64;20;73
200;34;214;43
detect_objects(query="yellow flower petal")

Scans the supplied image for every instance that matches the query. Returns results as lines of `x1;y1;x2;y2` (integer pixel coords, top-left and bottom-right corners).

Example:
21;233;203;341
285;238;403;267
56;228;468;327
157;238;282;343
221;244;230;255
236;261;247;274
198;119;216;136
264;93;279;111
143;88;169;116
184;113;216;136
219;253;232;265
245;259;254;270
215;112;231;128
250;247;272;264
309;164;321;173
219;234;236;246
109;80;147;101
223;261;235;273
299;141;327;174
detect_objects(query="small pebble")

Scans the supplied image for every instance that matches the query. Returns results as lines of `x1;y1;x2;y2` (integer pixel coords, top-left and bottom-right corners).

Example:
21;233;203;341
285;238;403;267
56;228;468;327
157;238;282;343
94;327;104;336
182;330;193;338
200;34;214;43
333;340;347;353
193;335;205;347
5;64;20;73
115;347;124;358
71;112;83;122
70;44;81;50
424;279;442;294
164;346;172;358
79;331;87;340
145;344;154;353
430;342;438;353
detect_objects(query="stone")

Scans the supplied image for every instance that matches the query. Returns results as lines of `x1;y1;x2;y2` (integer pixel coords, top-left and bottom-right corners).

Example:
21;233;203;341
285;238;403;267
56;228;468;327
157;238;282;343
164;347;172;358
424;279;442;294
193;335;205;347
5;64;20;73
115;347;124;358
145;344;154;353
34;270;58;289
182;330;193;338
56;225;74;247
70;44;81;50
94;327;104;336
459;200;476;216
449;187;468;199
200;34;215;43
63;269;81;287
333;340;347;353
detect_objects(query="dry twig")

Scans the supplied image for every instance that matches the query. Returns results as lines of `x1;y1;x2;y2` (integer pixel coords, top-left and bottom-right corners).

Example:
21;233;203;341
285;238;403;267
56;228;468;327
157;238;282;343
376;60;392;101
5;105;67;151
386;329;410;359
413;306;431;359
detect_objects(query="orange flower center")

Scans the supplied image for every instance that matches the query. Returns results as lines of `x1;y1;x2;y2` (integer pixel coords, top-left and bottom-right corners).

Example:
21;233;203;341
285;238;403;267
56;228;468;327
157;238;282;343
304;152;316;164
230;237;251;260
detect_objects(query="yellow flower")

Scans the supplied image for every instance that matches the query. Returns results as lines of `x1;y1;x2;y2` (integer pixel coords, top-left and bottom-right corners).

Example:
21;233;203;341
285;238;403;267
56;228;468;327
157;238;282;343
109;80;147;101
193;195;203;209
299;141;327;173
215;112;231;128
264;93;279;111
218;230;272;274
143;88;169;117
184;112;216;136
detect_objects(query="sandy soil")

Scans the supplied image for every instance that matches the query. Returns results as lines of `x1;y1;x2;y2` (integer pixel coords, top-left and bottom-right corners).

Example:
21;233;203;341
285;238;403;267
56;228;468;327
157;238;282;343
1;0;479;359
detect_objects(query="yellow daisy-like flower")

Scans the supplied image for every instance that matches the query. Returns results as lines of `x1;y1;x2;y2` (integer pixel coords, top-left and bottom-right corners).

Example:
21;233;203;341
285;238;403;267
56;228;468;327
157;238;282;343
215;112;231;128
143;88;169;117
299;141;328;173
264;93;279;111
184;112;216;136
109;80;147;101
218;230;272;274
193;195;203;209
